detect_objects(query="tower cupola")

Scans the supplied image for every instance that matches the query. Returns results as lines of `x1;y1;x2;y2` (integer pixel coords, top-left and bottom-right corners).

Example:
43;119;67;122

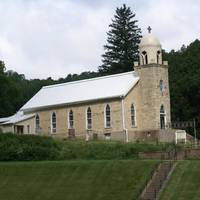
139;26;162;65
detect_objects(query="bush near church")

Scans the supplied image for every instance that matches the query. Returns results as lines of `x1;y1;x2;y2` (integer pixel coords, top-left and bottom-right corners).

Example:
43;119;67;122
0;133;61;161
0;133;173;161
59;140;174;160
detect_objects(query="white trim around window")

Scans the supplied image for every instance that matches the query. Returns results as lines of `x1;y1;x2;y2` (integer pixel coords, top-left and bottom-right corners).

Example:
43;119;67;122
35;114;40;134
104;104;111;128
51;112;57;134
86;107;92;130
68;110;74;129
160;80;164;93
160;104;166;129
131;103;137;127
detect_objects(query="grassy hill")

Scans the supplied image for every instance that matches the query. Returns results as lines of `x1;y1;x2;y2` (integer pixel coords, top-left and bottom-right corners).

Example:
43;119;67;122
160;161;200;200
0;160;158;200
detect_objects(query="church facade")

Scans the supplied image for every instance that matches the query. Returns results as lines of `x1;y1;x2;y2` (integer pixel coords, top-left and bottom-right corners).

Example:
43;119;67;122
0;30;173;142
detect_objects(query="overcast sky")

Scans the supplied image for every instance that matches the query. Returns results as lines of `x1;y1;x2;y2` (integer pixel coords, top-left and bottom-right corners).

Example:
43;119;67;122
0;0;199;79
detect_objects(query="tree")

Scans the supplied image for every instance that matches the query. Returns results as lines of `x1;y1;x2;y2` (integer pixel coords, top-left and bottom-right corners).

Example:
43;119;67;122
163;40;200;137
99;4;141;74
0;60;5;74
0;61;100;117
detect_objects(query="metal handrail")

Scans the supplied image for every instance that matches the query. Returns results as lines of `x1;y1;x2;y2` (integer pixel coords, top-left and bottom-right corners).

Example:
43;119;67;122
139;161;174;200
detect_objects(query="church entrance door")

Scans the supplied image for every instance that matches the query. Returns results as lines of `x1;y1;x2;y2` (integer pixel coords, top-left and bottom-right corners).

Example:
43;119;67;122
160;105;166;129
160;114;165;129
15;125;24;134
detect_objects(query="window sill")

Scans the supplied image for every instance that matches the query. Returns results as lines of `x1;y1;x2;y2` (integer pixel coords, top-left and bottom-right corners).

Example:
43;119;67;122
104;127;112;129
131;126;137;128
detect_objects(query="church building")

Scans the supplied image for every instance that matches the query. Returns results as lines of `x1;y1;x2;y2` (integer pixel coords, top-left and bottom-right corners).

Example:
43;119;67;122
0;30;174;142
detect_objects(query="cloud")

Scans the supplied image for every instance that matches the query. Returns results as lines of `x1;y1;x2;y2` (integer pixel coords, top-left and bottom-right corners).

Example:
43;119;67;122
0;0;199;79
136;0;200;50
0;0;111;79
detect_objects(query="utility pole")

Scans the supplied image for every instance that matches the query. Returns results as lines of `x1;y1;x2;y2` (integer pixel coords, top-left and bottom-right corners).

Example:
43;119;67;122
194;118;197;147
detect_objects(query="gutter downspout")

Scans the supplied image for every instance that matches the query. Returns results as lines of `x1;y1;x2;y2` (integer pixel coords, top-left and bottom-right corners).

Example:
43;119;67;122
121;97;129;142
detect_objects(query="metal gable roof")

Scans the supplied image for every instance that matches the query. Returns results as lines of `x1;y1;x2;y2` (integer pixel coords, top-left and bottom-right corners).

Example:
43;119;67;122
0;112;35;125
21;71;139;112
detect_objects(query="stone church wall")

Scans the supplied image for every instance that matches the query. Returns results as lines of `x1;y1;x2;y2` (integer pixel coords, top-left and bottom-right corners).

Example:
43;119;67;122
134;64;171;130
124;81;141;131
36;99;124;139
127;129;175;143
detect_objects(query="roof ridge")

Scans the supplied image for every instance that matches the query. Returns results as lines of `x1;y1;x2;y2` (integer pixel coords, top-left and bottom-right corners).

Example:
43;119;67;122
43;71;135;89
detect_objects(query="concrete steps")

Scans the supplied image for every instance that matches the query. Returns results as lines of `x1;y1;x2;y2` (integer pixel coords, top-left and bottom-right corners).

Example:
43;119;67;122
140;162;174;200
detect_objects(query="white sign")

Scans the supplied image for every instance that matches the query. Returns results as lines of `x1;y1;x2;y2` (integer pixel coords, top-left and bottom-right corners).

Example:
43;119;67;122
175;130;187;144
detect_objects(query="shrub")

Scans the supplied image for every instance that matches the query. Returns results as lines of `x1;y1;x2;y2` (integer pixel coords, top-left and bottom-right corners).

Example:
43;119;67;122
0;133;174;161
0;133;61;161
59;140;173;160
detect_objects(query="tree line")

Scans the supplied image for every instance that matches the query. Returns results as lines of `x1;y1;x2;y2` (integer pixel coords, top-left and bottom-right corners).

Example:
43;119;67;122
0;4;199;136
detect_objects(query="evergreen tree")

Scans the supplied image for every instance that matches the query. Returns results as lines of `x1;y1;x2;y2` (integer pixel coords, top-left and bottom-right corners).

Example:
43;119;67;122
99;4;141;74
0;60;5;74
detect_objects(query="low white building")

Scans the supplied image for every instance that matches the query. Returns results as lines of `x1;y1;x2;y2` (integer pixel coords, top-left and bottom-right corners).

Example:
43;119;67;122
0;112;35;134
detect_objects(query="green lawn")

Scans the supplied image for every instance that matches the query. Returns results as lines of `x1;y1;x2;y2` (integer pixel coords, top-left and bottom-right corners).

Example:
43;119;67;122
161;161;200;200
0;160;158;200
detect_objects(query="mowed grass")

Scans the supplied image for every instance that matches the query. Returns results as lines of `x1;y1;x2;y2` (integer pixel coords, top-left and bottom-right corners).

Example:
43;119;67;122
0;160;158;200
161;161;200;200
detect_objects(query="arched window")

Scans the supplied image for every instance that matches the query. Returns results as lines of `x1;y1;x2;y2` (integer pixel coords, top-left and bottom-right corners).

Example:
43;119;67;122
51;112;56;133
160;80;164;92
160;105;165;129
35;114;40;133
105;104;111;128
69;110;74;129
86;107;92;129
131;104;136;127
141;55;144;65
157;51;161;64
142;51;148;64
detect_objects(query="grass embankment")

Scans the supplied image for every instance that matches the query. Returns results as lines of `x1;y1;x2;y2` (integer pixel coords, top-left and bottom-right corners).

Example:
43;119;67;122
160;161;200;200
0;133;173;161
0;160;158;200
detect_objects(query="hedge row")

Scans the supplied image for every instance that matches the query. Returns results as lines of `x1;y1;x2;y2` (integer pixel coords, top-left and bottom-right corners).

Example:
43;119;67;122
0;133;61;161
59;140;173;160
0;133;174;161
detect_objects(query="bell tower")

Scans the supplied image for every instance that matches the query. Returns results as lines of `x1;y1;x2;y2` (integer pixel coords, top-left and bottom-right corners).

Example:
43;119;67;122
139;26;162;65
134;27;171;131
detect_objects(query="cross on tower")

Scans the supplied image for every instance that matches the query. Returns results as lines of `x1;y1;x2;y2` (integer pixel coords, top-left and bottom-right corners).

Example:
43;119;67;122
147;26;152;33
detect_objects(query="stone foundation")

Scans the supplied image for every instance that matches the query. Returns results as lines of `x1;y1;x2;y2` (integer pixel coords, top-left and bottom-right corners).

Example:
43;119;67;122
139;148;200;160
64;129;176;143
128;129;176;143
